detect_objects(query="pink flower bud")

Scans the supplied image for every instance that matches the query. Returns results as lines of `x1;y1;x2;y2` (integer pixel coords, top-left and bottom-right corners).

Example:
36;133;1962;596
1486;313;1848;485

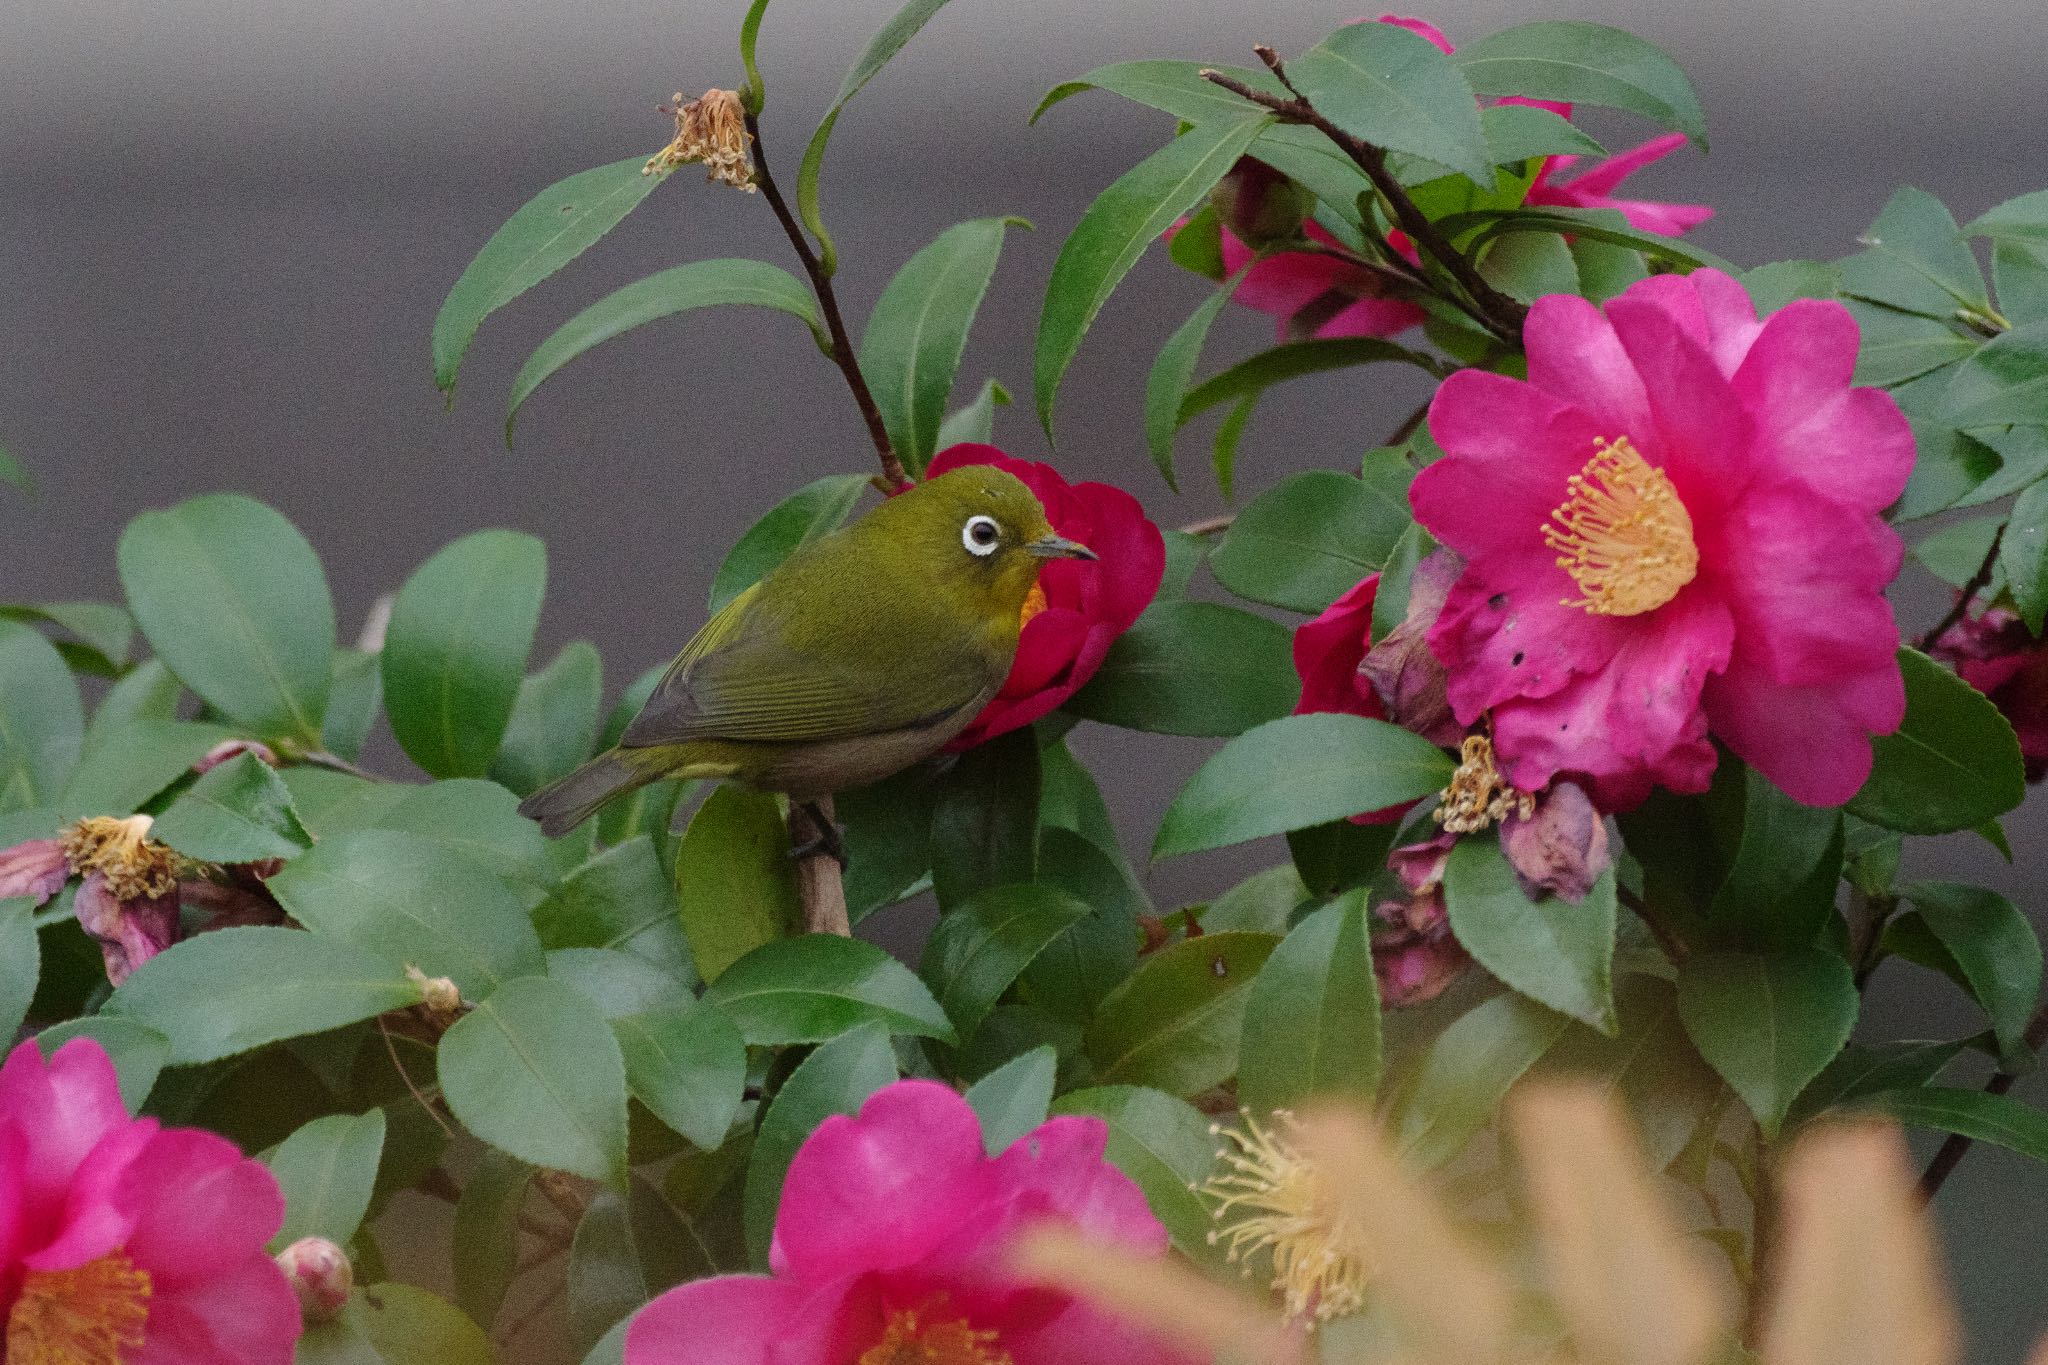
1932;601;2048;782
1208;157;1313;247
1359;549;1464;747
0;838;68;905
192;739;280;775
73;871;180;986
276;1236;353;1320
1499;780;1612;904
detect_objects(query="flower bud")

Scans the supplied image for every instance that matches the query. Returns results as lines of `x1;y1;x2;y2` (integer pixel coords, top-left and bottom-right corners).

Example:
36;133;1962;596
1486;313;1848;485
646;88;756;190
1359;549;1463;747
406;965;464;1019
1499;780;1612;904
0;838;68;905
1931;600;2048;782
276;1237;353;1320
1207;157;1312;247
1373;831;1470;1006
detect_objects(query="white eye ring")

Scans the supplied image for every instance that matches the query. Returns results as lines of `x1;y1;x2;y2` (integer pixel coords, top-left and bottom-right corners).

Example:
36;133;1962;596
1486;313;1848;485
963;515;1001;556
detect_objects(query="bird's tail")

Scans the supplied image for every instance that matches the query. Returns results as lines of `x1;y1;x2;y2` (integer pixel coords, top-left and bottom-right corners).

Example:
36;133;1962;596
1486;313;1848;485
518;748;658;838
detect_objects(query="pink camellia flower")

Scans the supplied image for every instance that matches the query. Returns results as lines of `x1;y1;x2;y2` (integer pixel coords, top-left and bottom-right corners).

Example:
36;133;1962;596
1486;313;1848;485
1411;269;1913;809
1292;575;1387;721
924;445;1165;749
1931;600;2048;781
0;1036;300;1363
626;1079;1196;1365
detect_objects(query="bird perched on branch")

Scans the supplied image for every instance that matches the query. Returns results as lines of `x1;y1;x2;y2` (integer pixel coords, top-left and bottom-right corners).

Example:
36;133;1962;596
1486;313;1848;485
518;465;1094;841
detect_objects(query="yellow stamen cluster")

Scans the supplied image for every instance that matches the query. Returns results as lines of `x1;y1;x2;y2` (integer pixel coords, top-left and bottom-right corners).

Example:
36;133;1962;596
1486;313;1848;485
60;815;181;901
1542;436;1698;617
5;1251;153;1365
857;1297;1012;1365
1202;1111;1371;1324
646;88;756;189
1435;734;1534;835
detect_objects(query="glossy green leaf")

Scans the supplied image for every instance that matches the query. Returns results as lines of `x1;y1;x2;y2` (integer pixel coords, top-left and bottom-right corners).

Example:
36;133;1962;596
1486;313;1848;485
0;899;37;1041
1706;764;1843;951
1895;423;2001;519
1020;826;1145;1024
1146;283;1238;490
269;1110;386;1250
1066;601;1297;737
613;1000;748;1150
1209;393;1257;501
737;0;772;111
452;1151;533;1329
1849;306;1978;390
674;785;797;982
1743;259;1842;314
1993;240;2048;326
1676;948;1858;1137
268;828;545;998
1290;20;1493;183
1453;21;1707;147
743;1023;897;1266
1445;836;1617;1032
1438;206;1735;275
1786;1036;1982;1129
1239;894;1380;1113
1481;100;1605;161
323;1284;496;1365
117;495;335;745
149;751;311;863
1030;60;1282;127
1846;185;1989;315
935;378;1011;450
964;1046;1056;1155
566;1178;694;1359
1480;227;1580;303
433;158;672;393
704;933;955;1045
1942;322;2048;430
1901;882;2043;1064
548;947;689;1020
297;777;556;902
440;975;630;1188
109;927;418;1065
1155;714;1456;859
57;719;233;822
1084;931;1278;1094
931;726;1040;910
1051;1086;1221;1266
1287;818;1397;900
0;602;133;674
1210;469;1412;613
1847;648;2025;834
861;218;1020;476
1180;338;1437;426
491;641;603;795
34;1016;168;1113
84;660;183;745
838;767;940;923
1388;991;1572;1166
709;475;871;614
922;885;1093;1045
323;648;383;763
1036;117;1269;438
0;621;84;812
533;835;694;981
508;260;823;438
1866;1085;2048;1165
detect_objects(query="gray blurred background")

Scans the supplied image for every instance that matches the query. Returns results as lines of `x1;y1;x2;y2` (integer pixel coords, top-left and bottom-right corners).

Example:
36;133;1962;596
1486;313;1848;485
4;0;2046;1354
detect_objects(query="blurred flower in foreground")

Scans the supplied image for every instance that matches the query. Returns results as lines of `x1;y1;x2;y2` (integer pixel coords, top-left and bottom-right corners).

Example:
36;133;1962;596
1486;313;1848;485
1205;1111;1370;1322
0;1037;300;1363
1930;599;2048;781
625;1079;1197;1365
1412;269;1912;809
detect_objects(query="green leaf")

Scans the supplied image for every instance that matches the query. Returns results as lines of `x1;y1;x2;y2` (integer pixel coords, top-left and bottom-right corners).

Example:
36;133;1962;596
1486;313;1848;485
709;475;871;614
34;1016;168;1113
0;899;38;1041
838;768;939;923
507;260;824;438
612;1000;748;1150
432;158;673;393
268;828;545;998
1180;338;1438;426
1288;818;1397;900
738;0;772;111
935;378;1011;450
1480;228;1580;304
1083;931;1279;1094
117;495;335;745
1453;21;1707;148
743;1023;897;1266
566;1178;694;1359
1895;423;2001;520
1438;207;1736;275
1993;240;2048;326
1035;117;1270;438
1166;203;1228;280
1021;826;1145;1024
674;785;797;982
1210;394;1258;501
1847;648;2025;834
1066;601;1297;737
317;1284;496;1365
533;835;694;982
1846;186;1989;315
1941;322;2048;430
85;660;183;744
1210;469;1412;613
0;602;134;674
1371;521;1434;644
1030;60;1283;127
963;1046;1056;1155
108;927;418;1065
1154;713;1455;859
794;0;963;275
1706;764;1844;951
931;726;1040;910
1675;949;1859;1138
382;530;546;779
298;777;556;902
1743;259;1842;314
1050;1086;1221;1266
1542;974;1726;1170
1900;882;2043;1064
1146;283;1238;490
492;641;603;796
269;1110;387;1250
150;751;311;863
0;620;84;812
452;1151;533;1329
324;648;384;763
1865;1085;2048;1165
1388;991;1572;1167
1445;836;1617;1032
548;947;689;1020
703;933;956;1045
1289;20;1494;183
1786;1036;1983;1129
1238;894;1380;1113
861;218;1020;476
1849;306;1978;390
1481;101;1606;161
921;885;1093;1045
440;975;631;1188
57;719;233;821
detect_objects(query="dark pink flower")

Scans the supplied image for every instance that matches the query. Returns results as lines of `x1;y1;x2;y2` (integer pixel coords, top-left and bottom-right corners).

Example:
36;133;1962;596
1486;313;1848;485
926;446;1165;749
73;873;180;988
1932;601;2048;781
1292;576;1386;720
625;1080;1195;1365
1411;270;1913;809
0;1037;300;1363
0;839;68;906
1525;135;1716;238
1374;833;1470;1006
1498;780;1612;902
1358;550;1464;747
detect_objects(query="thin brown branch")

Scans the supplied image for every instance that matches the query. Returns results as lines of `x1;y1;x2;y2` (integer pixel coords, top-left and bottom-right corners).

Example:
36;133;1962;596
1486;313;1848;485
1199;68;1528;343
496;1279;566;1347
1915;527;2004;653
1617;883;1689;964
744;112;910;491
1918;1001;2048;1201
789;795;851;937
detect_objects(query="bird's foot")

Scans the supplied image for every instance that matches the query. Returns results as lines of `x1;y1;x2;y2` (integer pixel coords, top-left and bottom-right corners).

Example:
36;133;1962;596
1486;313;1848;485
788;801;850;870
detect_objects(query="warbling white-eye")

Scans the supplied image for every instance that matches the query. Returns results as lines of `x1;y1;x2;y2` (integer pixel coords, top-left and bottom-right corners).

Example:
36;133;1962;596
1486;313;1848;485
519;466;1095;838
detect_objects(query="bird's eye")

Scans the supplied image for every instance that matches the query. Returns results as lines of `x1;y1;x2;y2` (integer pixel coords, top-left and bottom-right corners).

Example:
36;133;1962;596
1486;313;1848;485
962;515;1001;556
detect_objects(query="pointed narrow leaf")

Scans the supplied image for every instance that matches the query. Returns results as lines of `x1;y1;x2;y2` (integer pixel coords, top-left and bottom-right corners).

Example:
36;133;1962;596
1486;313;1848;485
150;751;312;863
1083;931;1279;1094
1453;21;1707;148
1900;882;2043;1064
1943;321;2048;431
1289;21;1494;183
1239;893;1381;1113
703;934;955;1045
1388;991;1572;1167
964;1046;1057;1154
1146;284;1236;489
742;1023;897;1265
921;885;1092;1043
935;379;1011;450
433;158;673;393
930;726;1039;910
1866;1085;2048;1165
1676;949;1859;1137
709;475;872;613
1847;649;2025;834
269;1110;387;1250
0;899;37;1041
1445;837;1617;1032
0;620;83;812
1031;60;1284;127
1067;600;1296;738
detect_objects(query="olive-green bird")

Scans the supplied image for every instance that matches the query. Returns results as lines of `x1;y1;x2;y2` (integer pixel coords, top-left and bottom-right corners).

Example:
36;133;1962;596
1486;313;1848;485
518;466;1095;838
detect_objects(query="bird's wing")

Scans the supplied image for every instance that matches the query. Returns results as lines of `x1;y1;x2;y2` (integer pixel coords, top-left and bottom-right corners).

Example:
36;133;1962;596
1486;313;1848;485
619;584;988;748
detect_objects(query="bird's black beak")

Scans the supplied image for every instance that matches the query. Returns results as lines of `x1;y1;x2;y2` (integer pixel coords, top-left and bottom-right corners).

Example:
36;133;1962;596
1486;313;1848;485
1026;534;1097;561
